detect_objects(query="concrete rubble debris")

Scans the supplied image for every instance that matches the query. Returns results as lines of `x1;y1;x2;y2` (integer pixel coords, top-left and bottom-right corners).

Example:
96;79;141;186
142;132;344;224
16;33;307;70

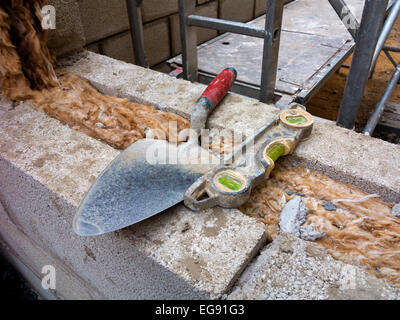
279;196;307;237
227;233;400;300
244;165;400;286
392;204;400;217
299;225;326;241
323;201;337;211
279;196;325;241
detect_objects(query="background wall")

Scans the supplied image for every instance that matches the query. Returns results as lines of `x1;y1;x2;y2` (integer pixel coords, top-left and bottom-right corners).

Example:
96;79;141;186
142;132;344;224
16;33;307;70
49;0;269;67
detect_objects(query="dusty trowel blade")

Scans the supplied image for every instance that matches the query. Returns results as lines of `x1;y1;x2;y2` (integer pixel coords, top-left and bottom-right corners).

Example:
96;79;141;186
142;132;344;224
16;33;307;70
73;138;218;236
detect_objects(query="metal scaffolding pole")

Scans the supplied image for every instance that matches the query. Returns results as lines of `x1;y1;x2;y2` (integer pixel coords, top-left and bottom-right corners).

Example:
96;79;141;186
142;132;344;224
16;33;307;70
363;63;400;136
187;15;265;38
126;0;148;68
336;0;388;129
328;0;360;40
384;45;400;52
369;0;400;76
259;0;285;103
179;0;198;82
383;48;399;68
178;0;284;104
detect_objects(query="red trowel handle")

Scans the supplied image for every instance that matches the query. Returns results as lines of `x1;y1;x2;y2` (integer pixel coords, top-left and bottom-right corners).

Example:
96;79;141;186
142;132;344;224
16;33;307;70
190;68;237;133
200;67;237;109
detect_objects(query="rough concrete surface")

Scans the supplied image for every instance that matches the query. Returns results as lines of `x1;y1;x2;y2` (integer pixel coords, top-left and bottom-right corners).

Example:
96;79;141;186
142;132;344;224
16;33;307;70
170;1;219;56
293;118;400;203
279;196;307;237
393;204;400;217
219;0;254;23
254;0;267;16
0;100;266;299
59;51;280;136
143;18;171;66
279;197;325;241
228;233;400;300
299;225;326;242
62;52;400;203
141;0;179;22
2;51;400;299
47;0;86;56
76;0;129;44
100;31;135;64
0;159;211;299
0;202;98;300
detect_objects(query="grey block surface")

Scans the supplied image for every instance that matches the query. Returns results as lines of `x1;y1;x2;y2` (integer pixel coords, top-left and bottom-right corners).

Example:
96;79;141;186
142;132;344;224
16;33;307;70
143;18;171;66
228;233;400;300
47;0;86;56
76;0;129;44
0;95;266;299
0;159;208;299
62;52;400;203
219;0;254;23
170;1;219;56
1;51;400;299
141;0;179;22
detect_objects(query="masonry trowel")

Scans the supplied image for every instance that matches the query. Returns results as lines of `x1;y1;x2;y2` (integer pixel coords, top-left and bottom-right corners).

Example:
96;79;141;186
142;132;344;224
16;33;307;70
73;68;237;236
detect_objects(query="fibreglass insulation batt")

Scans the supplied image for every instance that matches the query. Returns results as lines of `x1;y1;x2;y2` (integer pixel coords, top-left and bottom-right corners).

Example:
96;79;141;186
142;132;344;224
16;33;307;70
0;1;190;149
0;0;58;100
241;164;400;288
29;72;190;149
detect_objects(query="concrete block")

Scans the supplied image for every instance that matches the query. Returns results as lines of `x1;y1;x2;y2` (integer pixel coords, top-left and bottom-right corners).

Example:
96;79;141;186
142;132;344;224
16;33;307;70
76;0;129;44
228;233;400;300
170;1;219;56
0;203;99;300
143;18;171;66
293;118;400;203
219;0;254;23
3;51;400;299
152;62;173;74
47;0;86;56
62;52;400;203
60;52;280;134
278;197;326;241
141;0;179;22
0;95;266;298
85;43;101;55
254;0;293;18
254;0;267;16
0;153;210;299
99;32;135;64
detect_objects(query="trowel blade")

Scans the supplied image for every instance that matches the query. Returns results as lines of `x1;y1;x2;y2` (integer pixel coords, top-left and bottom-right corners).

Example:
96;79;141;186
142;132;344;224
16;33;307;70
73;138;218;236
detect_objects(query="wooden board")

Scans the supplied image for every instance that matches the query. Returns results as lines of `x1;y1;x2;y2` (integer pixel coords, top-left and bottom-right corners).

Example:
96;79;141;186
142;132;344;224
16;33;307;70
380;102;400;129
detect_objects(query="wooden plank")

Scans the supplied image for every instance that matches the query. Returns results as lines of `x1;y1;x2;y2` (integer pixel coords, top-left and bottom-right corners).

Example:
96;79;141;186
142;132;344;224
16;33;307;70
379;102;400;129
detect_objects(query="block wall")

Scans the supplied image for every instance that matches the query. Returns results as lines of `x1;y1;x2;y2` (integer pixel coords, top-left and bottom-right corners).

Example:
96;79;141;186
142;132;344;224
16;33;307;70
60;0;267;67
